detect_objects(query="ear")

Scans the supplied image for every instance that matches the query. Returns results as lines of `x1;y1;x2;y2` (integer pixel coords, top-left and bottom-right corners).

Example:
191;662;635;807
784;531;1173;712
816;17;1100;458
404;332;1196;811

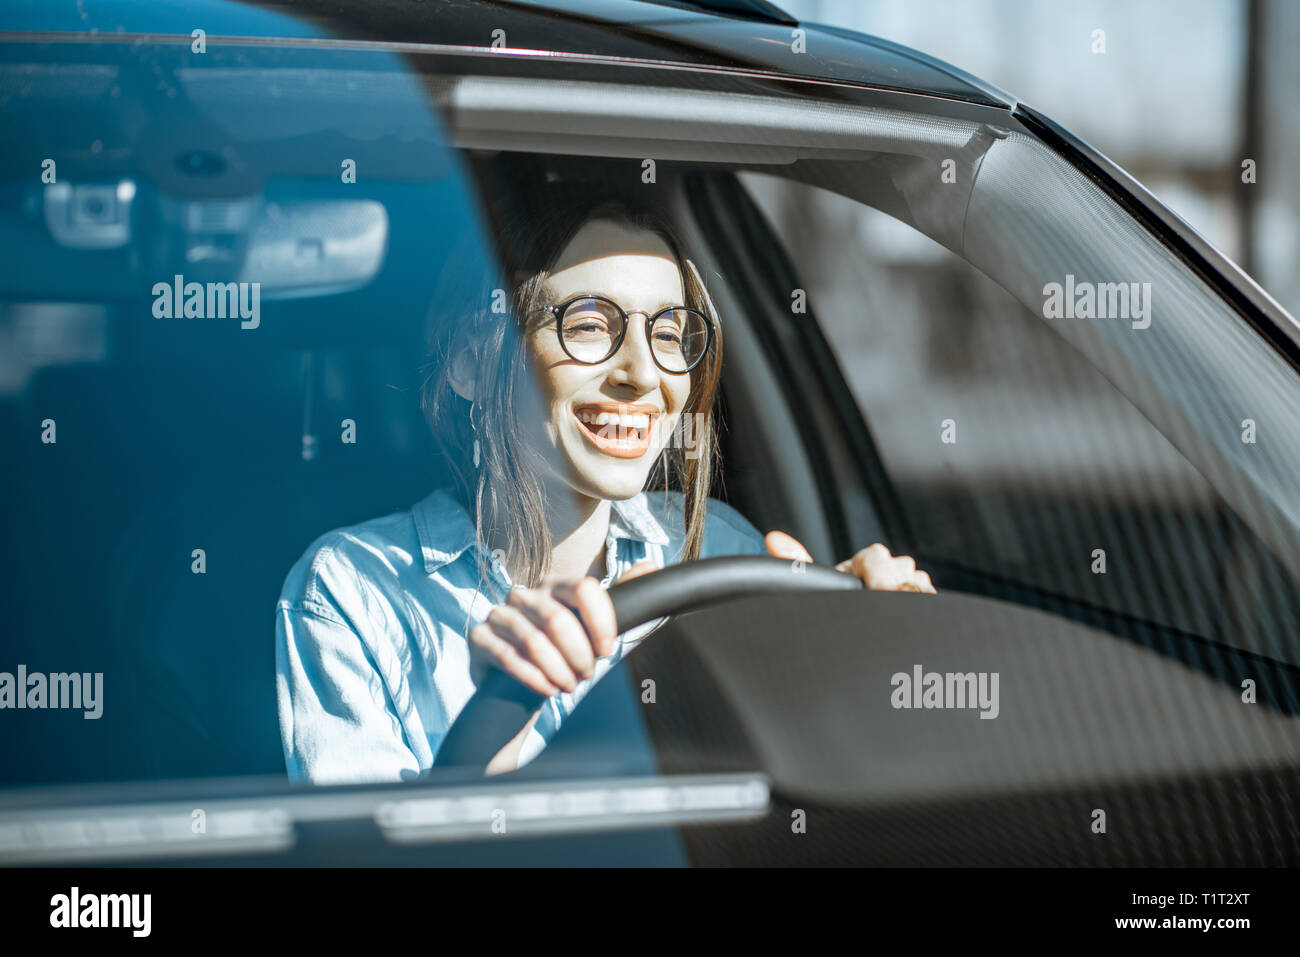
447;338;478;402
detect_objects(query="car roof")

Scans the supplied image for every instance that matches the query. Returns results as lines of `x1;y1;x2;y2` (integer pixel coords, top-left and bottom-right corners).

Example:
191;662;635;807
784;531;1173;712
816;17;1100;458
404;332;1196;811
0;0;1016;108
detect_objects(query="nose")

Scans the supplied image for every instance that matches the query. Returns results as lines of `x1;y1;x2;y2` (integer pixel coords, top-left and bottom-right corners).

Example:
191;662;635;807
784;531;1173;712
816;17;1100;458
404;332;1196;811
607;312;660;391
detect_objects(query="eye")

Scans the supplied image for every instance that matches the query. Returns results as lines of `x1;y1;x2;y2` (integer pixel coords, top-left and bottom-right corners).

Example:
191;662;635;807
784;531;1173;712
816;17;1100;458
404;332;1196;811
563;314;616;337
651;311;687;343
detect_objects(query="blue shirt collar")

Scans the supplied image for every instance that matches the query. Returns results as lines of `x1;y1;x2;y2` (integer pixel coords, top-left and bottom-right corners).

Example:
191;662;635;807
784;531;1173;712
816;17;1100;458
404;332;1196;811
610;490;672;548
412;488;478;574
413;486;669;574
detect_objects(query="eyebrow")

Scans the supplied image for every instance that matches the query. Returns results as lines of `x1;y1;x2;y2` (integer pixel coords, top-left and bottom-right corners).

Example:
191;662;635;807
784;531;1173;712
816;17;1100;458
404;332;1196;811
566;292;684;313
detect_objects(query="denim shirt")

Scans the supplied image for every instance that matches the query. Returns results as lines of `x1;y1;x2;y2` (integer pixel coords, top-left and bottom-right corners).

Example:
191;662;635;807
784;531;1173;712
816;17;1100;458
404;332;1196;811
275;487;768;785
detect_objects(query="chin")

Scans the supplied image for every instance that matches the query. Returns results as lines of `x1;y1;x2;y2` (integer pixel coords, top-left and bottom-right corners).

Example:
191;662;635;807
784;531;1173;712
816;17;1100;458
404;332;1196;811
567;454;661;502
582;471;653;502
558;430;664;500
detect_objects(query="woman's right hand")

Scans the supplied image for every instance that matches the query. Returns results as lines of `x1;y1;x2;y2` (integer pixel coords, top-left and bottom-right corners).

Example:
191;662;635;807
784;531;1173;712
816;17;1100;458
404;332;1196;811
468;561;657;697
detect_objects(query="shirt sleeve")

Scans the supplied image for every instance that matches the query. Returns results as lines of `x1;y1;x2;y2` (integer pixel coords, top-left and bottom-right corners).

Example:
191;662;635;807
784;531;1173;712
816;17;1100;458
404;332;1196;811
276;598;422;785
700;496;770;557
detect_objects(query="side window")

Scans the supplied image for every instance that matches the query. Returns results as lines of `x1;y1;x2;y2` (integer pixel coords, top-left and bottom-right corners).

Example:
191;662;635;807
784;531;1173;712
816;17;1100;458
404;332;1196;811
739;170;1300;656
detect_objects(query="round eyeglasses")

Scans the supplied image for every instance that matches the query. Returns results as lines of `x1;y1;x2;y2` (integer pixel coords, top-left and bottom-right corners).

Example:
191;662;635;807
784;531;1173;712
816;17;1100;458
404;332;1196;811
538;295;714;374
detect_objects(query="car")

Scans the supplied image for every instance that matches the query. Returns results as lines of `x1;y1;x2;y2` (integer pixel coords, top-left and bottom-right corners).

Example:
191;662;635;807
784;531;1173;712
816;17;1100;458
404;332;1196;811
1;0;1298;867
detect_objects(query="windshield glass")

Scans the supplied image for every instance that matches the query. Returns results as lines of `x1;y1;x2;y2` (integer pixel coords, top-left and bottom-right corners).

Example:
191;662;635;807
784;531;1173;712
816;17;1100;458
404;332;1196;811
0;39;507;788
740;168;1300;666
3;35;1298;804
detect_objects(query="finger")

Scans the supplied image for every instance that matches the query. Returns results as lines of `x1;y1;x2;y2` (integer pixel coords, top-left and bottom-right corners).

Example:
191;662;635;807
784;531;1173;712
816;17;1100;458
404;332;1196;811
614;560;658;584
508;587;596;681
469;624;561;698
842;548;901;590
765;530;813;563
869;561;930;592
554;576;619;658
488;602;580;691
836;543;889;577
873;560;914;591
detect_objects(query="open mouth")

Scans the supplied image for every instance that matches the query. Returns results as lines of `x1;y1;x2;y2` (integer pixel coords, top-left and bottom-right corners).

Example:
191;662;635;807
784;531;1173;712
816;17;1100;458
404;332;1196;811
572;405;658;459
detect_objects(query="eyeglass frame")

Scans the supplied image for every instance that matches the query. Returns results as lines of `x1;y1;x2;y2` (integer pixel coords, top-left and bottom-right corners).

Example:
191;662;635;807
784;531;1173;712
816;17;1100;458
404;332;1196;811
533;294;715;375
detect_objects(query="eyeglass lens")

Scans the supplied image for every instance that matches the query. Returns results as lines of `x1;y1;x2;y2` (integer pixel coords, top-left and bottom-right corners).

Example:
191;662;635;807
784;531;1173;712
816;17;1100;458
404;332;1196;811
559;297;708;372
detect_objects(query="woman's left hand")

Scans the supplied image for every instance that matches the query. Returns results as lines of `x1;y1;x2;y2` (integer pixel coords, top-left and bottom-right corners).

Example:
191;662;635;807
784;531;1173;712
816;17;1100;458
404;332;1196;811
764;531;936;594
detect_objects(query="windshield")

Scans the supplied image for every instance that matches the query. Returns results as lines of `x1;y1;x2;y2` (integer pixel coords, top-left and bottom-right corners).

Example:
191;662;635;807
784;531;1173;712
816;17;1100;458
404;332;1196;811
0;39;505;788
739;168;1300;665
3;34;1298;804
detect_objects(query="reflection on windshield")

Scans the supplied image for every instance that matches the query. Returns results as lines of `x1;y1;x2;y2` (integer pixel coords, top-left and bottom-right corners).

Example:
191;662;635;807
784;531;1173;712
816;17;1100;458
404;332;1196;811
0;41;499;790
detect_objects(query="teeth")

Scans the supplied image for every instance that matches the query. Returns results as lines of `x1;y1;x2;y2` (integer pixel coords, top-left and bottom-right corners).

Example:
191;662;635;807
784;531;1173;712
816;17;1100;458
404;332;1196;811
577;410;652;429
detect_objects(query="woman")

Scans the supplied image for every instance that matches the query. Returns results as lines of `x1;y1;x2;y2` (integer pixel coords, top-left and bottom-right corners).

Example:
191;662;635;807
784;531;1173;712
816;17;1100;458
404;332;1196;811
275;187;935;785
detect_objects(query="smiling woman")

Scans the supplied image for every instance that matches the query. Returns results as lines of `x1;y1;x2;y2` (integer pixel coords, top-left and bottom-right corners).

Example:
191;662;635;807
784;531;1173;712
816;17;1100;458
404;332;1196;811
274;163;934;784
273;181;759;783
427;191;729;588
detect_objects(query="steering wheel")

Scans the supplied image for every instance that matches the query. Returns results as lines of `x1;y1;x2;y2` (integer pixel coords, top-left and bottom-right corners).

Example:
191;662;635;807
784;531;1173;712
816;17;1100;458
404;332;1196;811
433;555;863;770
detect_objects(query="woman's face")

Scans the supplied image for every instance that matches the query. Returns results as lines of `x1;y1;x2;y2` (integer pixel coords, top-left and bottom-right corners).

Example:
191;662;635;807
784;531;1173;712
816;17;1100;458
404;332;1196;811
521;218;695;503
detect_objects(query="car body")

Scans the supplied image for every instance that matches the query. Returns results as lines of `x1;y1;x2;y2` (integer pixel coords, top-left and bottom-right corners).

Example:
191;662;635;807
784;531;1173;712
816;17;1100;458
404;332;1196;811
1;0;1298;866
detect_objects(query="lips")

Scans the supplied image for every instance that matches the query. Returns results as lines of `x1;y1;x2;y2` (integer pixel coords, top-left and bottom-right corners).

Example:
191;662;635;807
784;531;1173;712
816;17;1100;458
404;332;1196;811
572;403;660;459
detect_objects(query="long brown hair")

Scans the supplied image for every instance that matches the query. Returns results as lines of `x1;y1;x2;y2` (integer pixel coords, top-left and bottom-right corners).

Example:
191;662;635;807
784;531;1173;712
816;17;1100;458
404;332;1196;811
422;169;725;597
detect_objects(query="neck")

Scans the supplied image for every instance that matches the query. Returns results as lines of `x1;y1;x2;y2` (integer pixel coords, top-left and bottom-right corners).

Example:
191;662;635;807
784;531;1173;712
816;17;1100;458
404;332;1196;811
539;486;612;586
